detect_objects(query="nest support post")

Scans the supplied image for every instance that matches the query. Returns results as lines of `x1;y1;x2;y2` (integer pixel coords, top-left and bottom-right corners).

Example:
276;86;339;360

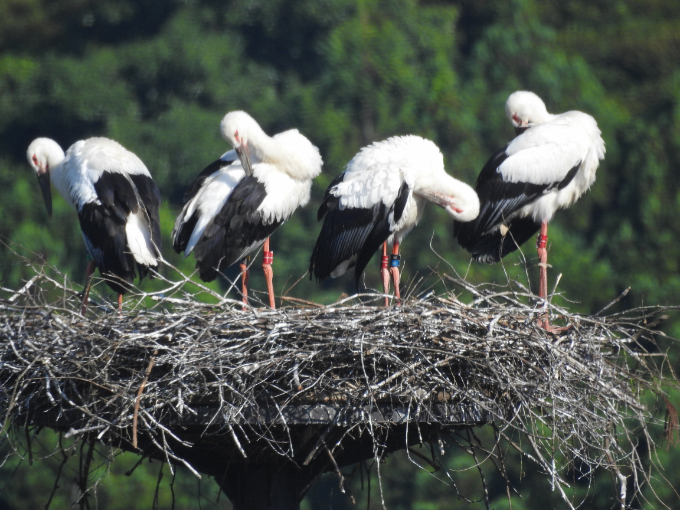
218;461;315;510
173;415;492;508
115;415;480;510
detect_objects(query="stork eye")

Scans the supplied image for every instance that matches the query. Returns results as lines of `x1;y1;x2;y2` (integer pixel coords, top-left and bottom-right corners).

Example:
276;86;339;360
32;155;38;165
512;113;520;124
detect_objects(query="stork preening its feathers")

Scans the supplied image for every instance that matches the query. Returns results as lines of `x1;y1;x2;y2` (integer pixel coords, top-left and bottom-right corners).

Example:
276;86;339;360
453;91;605;327
26;137;162;312
172;111;323;308
310;135;480;305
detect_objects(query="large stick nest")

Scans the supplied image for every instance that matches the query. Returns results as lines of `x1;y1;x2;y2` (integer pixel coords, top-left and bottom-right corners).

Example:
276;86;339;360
1;243;678;507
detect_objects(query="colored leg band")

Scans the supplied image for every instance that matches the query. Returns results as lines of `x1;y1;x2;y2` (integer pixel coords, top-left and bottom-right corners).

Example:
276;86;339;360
381;255;389;269
390;254;401;267
536;234;548;249
263;251;274;265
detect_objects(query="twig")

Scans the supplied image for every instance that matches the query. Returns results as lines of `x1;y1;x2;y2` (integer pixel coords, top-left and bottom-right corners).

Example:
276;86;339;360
595;287;631;316
0;243;677;510
324;443;355;504
44;437;70;510
133;352;157;449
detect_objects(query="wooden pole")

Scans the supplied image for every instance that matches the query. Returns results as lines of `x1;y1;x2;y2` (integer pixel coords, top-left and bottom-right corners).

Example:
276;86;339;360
218;462;307;510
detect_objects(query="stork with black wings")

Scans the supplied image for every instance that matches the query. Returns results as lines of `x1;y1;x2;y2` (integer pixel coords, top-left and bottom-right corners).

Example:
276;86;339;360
27;137;162;313
454;91;606;328
173;111;322;308
310;135;479;305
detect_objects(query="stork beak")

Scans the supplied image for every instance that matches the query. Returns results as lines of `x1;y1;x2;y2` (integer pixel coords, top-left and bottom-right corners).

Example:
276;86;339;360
415;191;463;213
37;171;53;218
235;143;253;176
514;126;530;136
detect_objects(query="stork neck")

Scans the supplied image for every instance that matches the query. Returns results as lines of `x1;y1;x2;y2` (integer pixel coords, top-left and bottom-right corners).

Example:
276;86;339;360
248;125;278;162
249;127;307;179
536;112;556;124
48;152;66;171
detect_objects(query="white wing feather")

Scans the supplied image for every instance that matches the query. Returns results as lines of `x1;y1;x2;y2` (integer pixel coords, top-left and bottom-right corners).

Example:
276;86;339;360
182;165;245;256
500;122;591;185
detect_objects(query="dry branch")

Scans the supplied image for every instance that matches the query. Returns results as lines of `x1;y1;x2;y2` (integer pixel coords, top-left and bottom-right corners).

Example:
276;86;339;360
0;244;678;508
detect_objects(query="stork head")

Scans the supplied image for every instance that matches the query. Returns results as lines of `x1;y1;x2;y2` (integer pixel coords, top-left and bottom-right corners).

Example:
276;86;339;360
415;176;480;222
26;138;65;218
442;179;480;223
406;136;480;223
505;91;552;136
220;111;261;176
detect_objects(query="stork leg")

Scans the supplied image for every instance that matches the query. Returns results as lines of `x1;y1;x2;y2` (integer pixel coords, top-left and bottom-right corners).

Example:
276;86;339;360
117;293;123;315
262;238;275;309
380;242;391;306
240;257;250;309
390;241;402;305
537;221;549;302
536;221;551;330
536;222;568;333
81;260;97;315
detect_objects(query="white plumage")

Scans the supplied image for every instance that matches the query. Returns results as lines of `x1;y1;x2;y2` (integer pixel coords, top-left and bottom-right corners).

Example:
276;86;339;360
26;136;162;306
172;111;322;307
179;152;245;257
455;91;605;264
454;91;605;317
310;135;479;300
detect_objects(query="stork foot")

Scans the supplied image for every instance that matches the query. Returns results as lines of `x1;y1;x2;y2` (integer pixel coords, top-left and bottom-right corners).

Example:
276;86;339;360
537;315;572;335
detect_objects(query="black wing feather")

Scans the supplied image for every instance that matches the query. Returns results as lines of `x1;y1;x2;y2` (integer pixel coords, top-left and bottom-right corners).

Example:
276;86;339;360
183;157;237;203
310;180;410;288
172;211;198;255
79;172;161;294
129;174;163;279
173;157;237;254
454;146;578;262
192;175;284;282
316;172;346;221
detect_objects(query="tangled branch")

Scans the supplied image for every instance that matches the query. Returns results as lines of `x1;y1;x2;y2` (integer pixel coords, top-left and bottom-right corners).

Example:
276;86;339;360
0;243;678;508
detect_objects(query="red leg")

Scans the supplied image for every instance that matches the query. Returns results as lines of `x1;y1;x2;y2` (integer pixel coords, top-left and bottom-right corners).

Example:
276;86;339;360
240;258;250;309
81;260;97;315
537;221;549;301
117;293;123;315
536;222;569;333
380;242;390;306
390;241;401;305
262;238;275;309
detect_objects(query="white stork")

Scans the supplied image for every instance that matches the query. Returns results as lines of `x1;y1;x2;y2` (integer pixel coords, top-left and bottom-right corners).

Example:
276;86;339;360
172;111;323;309
454;91;606;327
26;137;162;313
310;135;480;305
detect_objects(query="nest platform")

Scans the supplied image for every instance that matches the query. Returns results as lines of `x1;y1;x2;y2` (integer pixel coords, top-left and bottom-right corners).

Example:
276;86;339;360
0;257;677;509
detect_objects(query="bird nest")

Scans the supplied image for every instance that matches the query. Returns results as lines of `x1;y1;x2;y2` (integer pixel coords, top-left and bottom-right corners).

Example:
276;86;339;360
0;242;678;509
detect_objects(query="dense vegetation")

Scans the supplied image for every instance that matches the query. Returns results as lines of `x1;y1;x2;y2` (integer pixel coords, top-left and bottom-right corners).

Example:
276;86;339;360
1;0;679;508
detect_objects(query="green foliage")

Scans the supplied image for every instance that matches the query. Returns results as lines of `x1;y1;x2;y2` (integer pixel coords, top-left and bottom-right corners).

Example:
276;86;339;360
0;430;231;509
1;0;679;508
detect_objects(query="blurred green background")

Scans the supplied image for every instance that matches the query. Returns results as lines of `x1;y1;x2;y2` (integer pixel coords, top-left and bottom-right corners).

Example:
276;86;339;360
1;0;679;508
